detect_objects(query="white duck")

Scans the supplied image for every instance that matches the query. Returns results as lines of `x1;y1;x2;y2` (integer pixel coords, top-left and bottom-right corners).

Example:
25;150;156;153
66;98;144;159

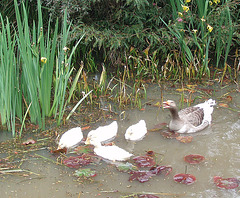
89;137;133;161
58;127;83;150
85;121;118;145
125;120;147;141
163;99;216;133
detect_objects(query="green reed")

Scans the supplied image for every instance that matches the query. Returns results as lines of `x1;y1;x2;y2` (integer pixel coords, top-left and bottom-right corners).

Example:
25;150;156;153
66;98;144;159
0;0;84;135
0;16;21;135
159;0;235;81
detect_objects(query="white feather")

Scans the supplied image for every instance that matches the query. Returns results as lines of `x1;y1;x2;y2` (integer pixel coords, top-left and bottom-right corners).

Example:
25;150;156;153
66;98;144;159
85;121;118;144
90;138;133;161
125;120;147;141
58;127;83;149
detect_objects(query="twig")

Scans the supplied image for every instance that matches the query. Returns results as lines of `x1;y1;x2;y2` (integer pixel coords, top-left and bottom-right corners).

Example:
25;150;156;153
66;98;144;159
118;191;186;197
66;90;93;121
20;102;32;138
35;154;62;166
0;169;40;176
17;176;46;184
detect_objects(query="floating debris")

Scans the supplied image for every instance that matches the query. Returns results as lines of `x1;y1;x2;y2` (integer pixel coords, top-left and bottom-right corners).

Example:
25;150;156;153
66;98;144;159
173;173;196;185
184;154;205;164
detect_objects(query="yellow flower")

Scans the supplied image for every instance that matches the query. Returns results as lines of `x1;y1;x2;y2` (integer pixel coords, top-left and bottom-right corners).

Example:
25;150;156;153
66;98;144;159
41;57;47;64
63;46;70;52
201;16;206;22
178;12;183;17
209;1;213;5
181;5;189;12
192;29;198;34
185;0;191;3
213;0;220;4
207;24;213;32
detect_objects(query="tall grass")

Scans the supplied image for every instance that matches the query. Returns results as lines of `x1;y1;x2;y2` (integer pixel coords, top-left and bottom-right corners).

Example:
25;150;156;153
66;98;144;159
0;0;84;136
0;16;22;136
158;0;235;80
15;0;84;130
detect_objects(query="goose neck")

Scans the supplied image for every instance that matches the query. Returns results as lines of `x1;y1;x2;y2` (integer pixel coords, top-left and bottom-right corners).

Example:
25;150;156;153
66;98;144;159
169;107;180;120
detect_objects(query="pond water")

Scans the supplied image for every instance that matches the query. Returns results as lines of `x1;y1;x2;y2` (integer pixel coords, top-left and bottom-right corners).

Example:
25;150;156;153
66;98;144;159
0;82;240;198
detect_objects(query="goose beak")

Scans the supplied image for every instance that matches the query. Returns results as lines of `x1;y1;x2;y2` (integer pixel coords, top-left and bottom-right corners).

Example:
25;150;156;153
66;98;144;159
85;137;91;145
162;101;170;108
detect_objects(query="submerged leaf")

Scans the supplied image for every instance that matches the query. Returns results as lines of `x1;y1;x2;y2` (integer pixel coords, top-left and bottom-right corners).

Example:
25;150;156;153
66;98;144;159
116;162;138;173
184;154;205;164
74;168;97;178
214;176;239;189
63;154;97;168
149;165;172;176
129;165;172;183
176;136;193;143
173;173;196;185
161;130;179;139
75;145;94;154
148;123;168;132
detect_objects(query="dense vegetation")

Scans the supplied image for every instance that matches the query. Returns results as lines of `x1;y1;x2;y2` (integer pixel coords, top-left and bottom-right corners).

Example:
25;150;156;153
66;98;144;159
0;0;239;135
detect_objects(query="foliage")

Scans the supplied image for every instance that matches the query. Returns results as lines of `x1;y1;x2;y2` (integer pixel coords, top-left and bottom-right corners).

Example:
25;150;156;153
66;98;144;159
0;0;239;134
0;15;21;135
0;0;85;135
36;0;240;82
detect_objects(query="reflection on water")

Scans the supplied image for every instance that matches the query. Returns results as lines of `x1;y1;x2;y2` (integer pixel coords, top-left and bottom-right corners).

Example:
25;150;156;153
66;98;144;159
0;83;240;198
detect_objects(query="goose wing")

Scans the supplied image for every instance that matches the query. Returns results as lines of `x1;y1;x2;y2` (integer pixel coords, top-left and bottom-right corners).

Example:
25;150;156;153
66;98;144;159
179;106;204;127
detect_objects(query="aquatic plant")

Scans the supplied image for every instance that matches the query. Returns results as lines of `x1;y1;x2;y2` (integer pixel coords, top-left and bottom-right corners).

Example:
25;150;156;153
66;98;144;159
0;0;85;135
214;176;239;189
173;173;196;185
129;165;172;183
184;154;205;164
0;15;21;135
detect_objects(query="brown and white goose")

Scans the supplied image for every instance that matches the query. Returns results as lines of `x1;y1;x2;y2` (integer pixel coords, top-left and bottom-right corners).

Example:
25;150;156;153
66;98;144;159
163;99;216;133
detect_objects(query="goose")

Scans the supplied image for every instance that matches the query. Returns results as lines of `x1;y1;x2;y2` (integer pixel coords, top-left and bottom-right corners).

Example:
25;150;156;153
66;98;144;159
85;121;118;145
125;120;147;141
89;137;133;161
163;99;216;133
58;127;83;150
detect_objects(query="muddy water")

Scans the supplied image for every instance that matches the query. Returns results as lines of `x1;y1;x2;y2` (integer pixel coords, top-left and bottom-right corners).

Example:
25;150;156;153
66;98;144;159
0;83;240;198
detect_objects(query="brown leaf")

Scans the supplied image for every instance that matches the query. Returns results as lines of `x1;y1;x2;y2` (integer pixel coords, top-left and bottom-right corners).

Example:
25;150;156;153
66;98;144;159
225;95;232;102
219;103;229;108
161;131;180;139
148;123;167;132
176;136;193;143
22;138;36;145
186;84;197;89
51;147;67;154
